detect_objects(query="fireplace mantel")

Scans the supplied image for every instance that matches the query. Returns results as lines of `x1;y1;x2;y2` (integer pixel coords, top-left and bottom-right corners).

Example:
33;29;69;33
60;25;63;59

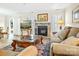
35;20;50;23
35;21;50;24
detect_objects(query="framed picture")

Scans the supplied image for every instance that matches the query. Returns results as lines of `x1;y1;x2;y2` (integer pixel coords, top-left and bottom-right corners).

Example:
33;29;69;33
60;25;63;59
37;13;48;21
72;6;79;23
20;20;31;29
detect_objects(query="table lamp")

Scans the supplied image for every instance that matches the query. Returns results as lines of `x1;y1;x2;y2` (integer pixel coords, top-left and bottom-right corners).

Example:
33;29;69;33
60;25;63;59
57;19;64;30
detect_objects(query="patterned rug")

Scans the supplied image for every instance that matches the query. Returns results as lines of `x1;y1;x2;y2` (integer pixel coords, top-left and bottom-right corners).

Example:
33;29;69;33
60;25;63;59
36;41;51;56
2;39;51;56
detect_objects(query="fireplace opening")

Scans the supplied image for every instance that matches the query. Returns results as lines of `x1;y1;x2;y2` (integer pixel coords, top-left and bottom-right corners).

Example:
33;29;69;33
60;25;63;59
38;26;48;36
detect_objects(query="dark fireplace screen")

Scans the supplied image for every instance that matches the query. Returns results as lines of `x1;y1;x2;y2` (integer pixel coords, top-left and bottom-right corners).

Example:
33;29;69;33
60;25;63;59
38;26;48;36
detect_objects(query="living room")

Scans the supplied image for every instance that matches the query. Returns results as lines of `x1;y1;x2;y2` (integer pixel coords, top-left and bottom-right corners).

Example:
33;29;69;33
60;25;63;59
0;3;79;56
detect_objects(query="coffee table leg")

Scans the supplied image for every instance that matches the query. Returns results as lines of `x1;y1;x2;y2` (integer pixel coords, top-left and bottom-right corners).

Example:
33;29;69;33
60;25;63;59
41;36;43;44
11;41;16;51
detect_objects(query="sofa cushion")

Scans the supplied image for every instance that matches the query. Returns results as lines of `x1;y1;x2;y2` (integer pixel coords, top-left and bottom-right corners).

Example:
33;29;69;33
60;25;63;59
61;36;79;46
51;35;62;43
68;27;79;37
52;43;79;56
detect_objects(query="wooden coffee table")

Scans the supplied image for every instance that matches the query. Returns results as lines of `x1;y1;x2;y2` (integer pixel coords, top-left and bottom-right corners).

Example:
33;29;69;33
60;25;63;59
11;40;34;51
11;36;43;51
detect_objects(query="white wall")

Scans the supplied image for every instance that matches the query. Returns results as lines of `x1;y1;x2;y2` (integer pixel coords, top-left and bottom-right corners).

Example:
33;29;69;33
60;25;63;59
0;16;6;29
13;16;21;35
7;16;21;41
65;4;79;28
20;10;65;33
0;10;65;36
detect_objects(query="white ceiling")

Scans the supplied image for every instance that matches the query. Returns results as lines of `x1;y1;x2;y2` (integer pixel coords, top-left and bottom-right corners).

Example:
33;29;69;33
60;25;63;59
0;3;74;15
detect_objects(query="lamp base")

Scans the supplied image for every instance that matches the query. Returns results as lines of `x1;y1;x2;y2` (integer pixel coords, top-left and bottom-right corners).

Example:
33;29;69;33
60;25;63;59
60;26;62;30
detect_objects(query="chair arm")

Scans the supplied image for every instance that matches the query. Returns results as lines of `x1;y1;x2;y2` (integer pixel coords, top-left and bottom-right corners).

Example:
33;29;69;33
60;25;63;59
18;45;38;56
50;43;79;56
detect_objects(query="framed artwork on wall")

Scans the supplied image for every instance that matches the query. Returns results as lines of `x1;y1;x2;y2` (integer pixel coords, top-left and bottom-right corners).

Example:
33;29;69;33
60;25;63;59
37;13;48;21
20;20;31;29
72;6;79;23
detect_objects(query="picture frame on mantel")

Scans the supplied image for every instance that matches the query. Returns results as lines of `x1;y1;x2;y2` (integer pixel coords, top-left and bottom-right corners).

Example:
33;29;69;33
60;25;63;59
37;13;48;21
72;6;79;23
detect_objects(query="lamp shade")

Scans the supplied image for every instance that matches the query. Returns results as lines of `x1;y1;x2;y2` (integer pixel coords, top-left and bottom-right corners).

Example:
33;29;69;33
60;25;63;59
57;19;64;25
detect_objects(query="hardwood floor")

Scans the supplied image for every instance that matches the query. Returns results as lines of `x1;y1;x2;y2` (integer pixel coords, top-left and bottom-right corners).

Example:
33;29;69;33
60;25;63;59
0;38;11;49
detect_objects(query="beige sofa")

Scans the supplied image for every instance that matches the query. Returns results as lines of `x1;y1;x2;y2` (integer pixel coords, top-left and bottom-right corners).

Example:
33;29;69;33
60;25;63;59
0;45;38;56
50;27;79;56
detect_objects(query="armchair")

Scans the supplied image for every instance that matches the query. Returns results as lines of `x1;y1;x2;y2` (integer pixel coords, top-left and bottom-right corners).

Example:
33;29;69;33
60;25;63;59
0;45;38;56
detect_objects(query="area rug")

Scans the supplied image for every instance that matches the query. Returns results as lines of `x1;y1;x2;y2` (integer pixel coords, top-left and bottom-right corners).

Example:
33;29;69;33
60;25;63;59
2;39;51;56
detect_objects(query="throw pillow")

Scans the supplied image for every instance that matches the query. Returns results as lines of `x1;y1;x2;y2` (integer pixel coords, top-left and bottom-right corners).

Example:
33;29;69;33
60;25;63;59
68;27;79;37
55;28;70;40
